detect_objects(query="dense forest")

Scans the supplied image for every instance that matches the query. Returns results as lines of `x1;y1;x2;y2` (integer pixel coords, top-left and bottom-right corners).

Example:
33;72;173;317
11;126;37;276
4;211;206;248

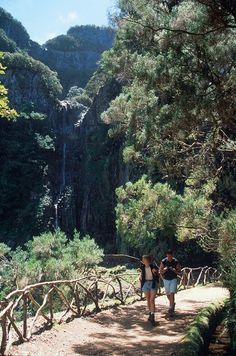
100;0;236;349
0;0;236;351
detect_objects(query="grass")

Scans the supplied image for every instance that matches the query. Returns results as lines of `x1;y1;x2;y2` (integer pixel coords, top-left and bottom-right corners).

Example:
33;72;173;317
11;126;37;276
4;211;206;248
179;298;228;356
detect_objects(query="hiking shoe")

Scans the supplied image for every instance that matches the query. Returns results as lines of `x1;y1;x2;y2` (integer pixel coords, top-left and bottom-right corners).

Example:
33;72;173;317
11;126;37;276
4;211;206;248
168;307;174;317
148;312;152;321
150;313;156;326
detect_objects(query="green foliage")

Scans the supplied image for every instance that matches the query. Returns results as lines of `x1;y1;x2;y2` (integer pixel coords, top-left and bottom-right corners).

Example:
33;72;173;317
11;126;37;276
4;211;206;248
65;231;104;271
180;300;227;356
219;211;236;351
75;93;92;107
40;25;114;92
2;52;62;98
0;53;18;119
0;230;104;298
0;7;30;49
218;210;236;261
0;29;17;52
116;176;182;255
0;242;11;255
45;35;81;52
101;0;235;266
0;111;54;243
85;68;110;98
66;86;92;107
67;25;114;53
66;86;84;99
101;0;236;183
103;0;235;346
116;176;220;257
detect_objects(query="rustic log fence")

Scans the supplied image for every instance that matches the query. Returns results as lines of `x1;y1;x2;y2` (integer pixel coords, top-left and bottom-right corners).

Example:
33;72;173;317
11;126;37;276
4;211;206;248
178;266;221;290
0;266;220;355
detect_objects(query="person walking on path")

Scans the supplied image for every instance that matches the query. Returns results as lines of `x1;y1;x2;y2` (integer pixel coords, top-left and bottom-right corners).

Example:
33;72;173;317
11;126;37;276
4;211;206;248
160;249;181;316
140;255;159;326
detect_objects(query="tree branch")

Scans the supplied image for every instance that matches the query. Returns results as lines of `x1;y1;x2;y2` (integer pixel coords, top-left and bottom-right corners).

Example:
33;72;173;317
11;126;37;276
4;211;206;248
123;17;236;36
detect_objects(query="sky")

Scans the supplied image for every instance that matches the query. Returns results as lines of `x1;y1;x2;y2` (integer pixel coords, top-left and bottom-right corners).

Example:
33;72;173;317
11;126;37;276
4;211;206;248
0;0;116;44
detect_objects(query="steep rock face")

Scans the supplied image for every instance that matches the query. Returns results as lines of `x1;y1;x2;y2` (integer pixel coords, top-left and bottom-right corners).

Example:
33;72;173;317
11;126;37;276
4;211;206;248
1;68;54;113
1;58;126;247
0;51;62;114
67;26;114;49
33;48;101;93
52;79;128;247
76;79;128;247
0;7;124;247
0;7;30;49
0;8;115;94
32;26;115;93
49;100;87;235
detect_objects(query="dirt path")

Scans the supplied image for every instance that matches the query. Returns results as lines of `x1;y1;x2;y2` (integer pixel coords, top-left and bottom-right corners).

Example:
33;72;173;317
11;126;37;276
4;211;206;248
10;285;228;356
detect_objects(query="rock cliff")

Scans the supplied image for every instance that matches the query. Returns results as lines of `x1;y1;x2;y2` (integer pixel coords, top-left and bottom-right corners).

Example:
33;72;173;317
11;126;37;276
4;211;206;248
0;7;115;94
48;79;126;247
0;7;123;248
32;26;115;93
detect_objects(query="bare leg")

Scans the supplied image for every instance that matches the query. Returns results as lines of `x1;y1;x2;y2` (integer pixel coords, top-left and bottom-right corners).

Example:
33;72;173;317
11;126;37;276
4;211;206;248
169;293;175;308
149;290;157;325
144;291;151;312
150;291;157;313
166;293;171;309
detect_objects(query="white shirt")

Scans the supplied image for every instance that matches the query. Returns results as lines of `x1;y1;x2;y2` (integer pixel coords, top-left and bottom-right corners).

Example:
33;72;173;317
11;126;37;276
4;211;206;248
145;266;153;280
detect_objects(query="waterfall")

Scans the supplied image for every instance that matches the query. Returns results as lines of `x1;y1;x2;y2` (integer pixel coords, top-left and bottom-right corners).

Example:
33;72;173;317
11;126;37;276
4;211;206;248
54;194;64;229
61;142;67;192
54;142;67;229
53;100;87;230
74;108;88;127
54;203;59;229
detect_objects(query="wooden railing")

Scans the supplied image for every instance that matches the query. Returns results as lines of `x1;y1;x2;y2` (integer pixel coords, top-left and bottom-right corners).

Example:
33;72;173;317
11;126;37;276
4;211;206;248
0;266;221;355
178;266;221;290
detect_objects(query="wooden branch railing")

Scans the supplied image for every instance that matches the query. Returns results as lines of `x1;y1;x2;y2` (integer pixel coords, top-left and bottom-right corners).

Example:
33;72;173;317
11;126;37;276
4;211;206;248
178;266;221;290
0;266;221;355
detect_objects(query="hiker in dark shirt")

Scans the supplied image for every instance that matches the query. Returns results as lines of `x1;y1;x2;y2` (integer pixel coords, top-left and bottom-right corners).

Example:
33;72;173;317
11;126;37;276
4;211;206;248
140;255;159;325
160;249;181;316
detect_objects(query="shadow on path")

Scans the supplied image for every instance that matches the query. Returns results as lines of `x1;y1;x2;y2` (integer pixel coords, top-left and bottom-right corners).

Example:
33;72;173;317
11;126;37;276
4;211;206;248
10;285;228;356
71;303;196;355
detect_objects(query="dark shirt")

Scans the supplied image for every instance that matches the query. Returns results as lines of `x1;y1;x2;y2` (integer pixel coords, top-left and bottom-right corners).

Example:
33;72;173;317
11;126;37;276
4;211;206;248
140;262;159;289
162;257;179;280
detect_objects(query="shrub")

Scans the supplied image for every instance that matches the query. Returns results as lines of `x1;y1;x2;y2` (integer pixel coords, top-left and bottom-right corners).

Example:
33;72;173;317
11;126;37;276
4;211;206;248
0;29;17;52
45;35;81;52
67;25;114;53
0;230;104;297
66;86;84;99
2;52;62;98
180;300;227;356
75;93;92;107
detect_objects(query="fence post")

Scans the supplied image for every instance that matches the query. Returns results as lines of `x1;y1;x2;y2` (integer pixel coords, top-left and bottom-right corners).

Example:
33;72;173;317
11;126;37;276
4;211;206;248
23;293;28;339
74;283;81;316
0;300;9;356
48;288;54;323
94;281;99;311
116;277;124;304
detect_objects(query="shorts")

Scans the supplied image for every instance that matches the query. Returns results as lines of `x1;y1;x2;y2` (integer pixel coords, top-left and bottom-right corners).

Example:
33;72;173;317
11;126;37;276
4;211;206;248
142;280;158;293
163;278;177;294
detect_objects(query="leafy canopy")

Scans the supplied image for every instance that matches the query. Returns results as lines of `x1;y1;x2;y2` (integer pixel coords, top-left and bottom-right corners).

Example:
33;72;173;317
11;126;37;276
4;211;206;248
0;53;17;119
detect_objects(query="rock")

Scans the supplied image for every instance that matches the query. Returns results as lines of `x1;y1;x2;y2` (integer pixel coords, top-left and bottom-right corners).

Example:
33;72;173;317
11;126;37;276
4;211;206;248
0;7;127;248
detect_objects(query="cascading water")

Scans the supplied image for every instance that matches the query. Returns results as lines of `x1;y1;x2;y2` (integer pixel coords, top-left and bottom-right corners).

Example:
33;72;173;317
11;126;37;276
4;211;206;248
54;203;59;229
61;142;67;192
53;100;87;230
54;143;67;229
